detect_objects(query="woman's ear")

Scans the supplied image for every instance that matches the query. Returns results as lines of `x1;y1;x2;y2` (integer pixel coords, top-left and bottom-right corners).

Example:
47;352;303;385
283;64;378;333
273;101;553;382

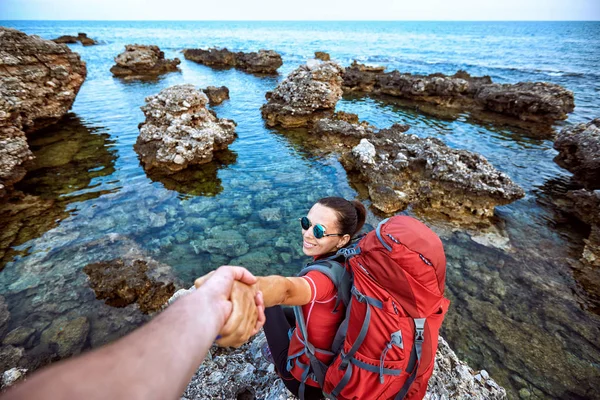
338;234;351;249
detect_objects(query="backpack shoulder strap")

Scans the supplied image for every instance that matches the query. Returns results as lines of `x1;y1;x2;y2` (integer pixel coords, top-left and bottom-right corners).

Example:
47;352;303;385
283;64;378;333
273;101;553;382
298;258;352;309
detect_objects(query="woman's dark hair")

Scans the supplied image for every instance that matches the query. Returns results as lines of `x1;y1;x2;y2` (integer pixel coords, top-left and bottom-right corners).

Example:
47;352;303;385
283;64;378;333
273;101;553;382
317;197;366;237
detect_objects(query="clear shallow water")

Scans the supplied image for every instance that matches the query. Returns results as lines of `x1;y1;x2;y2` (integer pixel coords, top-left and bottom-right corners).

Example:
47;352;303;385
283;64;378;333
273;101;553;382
0;21;599;399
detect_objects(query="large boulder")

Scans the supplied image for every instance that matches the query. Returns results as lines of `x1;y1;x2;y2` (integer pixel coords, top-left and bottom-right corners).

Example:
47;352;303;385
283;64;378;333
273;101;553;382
553;119;600;189
134;84;236;174
341;124;525;224
202;86;230;106
261;60;345;128
183;48;282;74
110;45;180;80
52;33;97;46
0;27;87;197
342;62;574;123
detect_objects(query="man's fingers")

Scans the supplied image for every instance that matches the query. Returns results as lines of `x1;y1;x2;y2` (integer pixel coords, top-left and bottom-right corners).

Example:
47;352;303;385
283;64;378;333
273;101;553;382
253;291;266;335
217;266;258;285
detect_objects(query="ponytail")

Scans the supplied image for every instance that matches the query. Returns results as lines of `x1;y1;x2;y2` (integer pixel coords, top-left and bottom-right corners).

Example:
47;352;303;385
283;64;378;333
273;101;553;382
317;197;366;238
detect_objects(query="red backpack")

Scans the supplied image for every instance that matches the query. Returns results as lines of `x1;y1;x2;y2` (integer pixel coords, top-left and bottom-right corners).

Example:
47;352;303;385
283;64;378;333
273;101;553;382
288;215;450;400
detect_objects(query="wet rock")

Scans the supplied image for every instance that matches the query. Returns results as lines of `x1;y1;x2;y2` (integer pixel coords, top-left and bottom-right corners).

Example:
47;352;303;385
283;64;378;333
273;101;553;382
183;48;283;74
39;316;89;358
314;51;330;61
0;27;87;197
52;33;97;46
194;227;249;257
311;111;376;139
342;62;574;123
568;189;600;268
261;60;345;128
110;44;180;80
1;367;27;389
258;207;282;222
83;258;176;314
342;124;525;224
135;84;236;174
202;86;230;106
553;119;600;189
0;346;24;373
2;327;36;347
0;295;9;337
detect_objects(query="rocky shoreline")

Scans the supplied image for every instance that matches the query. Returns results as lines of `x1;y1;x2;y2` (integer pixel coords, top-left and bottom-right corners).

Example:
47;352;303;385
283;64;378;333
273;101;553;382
183;48;283;74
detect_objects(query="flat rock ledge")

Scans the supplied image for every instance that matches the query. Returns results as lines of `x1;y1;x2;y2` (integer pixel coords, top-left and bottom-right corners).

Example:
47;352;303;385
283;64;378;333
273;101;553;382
0;27;87;198
51;33;97;46
343;61;574;123
183;48;283;74
261;59;345;128
110;45;180;80
134;84;236;174
553;118;600;190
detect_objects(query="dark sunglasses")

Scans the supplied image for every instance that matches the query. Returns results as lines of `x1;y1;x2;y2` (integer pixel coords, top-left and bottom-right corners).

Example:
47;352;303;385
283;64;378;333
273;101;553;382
299;216;345;239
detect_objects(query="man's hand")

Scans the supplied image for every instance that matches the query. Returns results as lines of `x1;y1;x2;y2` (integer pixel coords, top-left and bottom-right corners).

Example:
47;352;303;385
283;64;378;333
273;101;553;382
195;266;266;348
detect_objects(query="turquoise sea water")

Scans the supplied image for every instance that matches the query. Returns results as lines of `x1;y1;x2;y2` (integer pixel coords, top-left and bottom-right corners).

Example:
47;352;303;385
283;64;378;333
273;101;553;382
0;21;599;399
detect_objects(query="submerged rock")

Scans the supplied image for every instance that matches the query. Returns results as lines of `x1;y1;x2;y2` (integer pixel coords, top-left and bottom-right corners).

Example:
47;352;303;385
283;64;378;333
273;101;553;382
39;315;89;358
110;44;180;80
0;27;87;197
261;60;345;128
343;62;574;123
52;32;97;46
553;119;600;189
202;85;230;106
314;51;330;61
183;48;282;74
135;84;236;174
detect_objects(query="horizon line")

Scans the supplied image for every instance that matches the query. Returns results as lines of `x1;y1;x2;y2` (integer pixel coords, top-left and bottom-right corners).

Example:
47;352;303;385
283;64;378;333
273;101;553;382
2;19;600;22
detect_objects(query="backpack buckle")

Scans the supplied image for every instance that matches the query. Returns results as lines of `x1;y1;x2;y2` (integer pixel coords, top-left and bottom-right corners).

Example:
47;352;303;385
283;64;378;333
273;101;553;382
337;246;360;258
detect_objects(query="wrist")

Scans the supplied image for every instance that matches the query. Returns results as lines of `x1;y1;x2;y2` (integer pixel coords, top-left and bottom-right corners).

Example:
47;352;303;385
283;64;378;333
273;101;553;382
181;289;229;336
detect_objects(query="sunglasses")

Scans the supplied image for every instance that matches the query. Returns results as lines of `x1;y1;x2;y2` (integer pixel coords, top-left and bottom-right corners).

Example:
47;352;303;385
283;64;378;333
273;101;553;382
299;216;345;239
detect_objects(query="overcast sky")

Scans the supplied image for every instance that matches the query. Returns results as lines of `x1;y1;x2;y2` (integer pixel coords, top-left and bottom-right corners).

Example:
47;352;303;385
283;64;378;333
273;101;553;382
1;0;599;21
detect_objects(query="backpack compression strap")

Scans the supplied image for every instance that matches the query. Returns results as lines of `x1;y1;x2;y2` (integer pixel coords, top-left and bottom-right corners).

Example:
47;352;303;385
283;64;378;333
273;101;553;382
394;318;426;399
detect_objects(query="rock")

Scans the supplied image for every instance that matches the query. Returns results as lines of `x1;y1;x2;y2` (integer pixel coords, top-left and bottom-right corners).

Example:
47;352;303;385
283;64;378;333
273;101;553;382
1;367;27;389
314;51;330;61
134;84;236;174
183;48;283;74
0;295;9;337
0;27;87;197
567;189;600;268
110;44;180;80
311;112;376;139
2;327;35;347
52;33;97;46
39;316;89;358
261;60;345;128
83;258;176;314
342;124;525;224
342;62;574;123
553;119;600;189
202;86;230;105
0;346;24;372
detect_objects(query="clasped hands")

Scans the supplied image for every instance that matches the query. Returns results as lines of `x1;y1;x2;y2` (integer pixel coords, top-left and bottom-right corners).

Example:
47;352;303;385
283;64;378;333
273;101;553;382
194;266;265;348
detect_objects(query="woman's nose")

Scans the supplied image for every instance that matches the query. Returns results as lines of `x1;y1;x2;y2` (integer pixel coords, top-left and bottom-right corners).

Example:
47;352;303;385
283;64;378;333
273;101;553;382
303;228;314;239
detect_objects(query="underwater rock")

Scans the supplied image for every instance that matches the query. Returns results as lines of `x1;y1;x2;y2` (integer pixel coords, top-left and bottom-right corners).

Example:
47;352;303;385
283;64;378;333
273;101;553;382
553;119;600;189
135;84;236;174
203;86;230;106
314;51;330;61
39;315;89;358
110;44;180;80
183;48;282;74
261;60;345;128
2;327;36;347
0;27;87;197
195;227;250;258
341;124;525;224
0;296;9;338
342;62;574;123
83;258;176;314
52;33;97;46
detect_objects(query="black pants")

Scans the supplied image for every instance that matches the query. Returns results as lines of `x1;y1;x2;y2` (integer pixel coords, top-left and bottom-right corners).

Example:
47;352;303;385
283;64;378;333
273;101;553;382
263;306;324;400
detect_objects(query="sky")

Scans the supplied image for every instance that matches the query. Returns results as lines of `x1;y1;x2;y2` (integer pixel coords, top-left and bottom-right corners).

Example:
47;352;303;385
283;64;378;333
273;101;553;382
1;0;599;21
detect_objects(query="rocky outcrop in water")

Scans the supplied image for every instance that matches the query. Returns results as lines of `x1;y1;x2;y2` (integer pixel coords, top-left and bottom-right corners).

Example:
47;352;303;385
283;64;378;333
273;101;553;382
0;27;87;198
110;45;180;80
51;33;97;46
553;119;600;189
314;51;330;61
135;84;236;174
342;62;575;123
83;258;176;314
261;60;344;128
183;48;283;74
202;86;230;106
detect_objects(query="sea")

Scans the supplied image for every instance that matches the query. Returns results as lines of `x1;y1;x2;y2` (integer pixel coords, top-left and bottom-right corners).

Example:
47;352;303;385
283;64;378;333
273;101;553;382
0;20;599;399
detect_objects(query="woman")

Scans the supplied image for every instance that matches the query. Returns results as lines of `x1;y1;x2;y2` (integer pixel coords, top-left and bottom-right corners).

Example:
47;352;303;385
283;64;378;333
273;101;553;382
254;197;366;399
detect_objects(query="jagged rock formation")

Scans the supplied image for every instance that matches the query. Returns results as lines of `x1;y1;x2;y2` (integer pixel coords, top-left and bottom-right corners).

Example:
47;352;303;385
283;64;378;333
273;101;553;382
202;86;230;106
568;189;600;267
183;48;282;74
135;84;236;174
0;27;87;198
51;33;97;46
553;119;600;189
341;124;525;223
83;258;176;314
314;51;330;61
342;61;575;123
110;45;180;80
261;60;345;128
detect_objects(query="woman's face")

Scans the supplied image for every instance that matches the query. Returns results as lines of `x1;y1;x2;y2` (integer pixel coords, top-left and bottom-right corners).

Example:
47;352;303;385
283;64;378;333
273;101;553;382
301;203;350;257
